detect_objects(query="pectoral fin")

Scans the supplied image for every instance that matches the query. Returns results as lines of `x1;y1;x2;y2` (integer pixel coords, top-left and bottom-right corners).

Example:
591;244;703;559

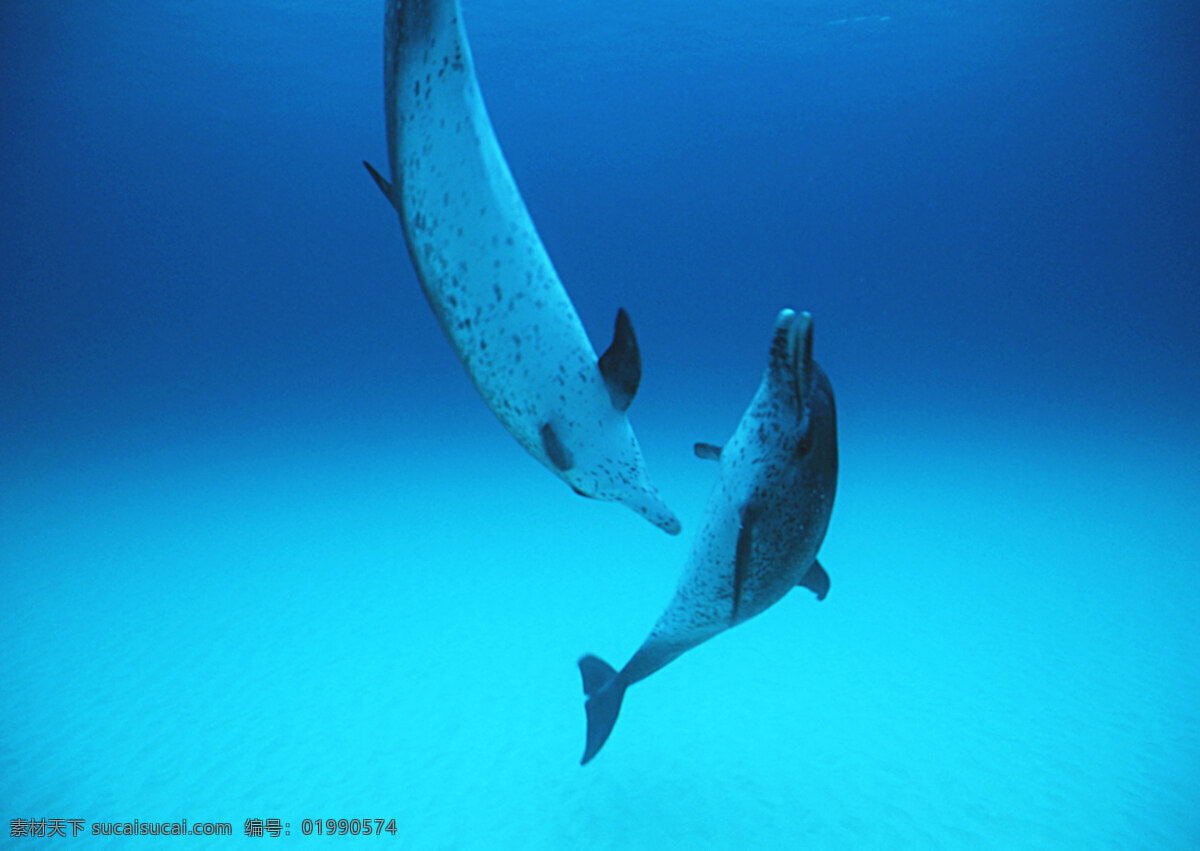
798;560;830;601
541;422;574;472
598;308;641;412
363;161;396;209
733;504;762;622
694;442;722;461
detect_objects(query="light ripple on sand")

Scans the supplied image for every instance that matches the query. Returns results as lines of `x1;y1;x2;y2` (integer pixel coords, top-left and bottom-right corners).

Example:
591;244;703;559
2;425;1199;847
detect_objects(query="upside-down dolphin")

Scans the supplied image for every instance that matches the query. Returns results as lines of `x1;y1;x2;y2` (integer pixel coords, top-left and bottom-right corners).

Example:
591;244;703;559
578;310;838;763
364;0;679;534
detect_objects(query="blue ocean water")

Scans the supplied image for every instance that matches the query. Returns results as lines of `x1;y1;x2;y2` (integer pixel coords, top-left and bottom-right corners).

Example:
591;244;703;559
2;0;1198;847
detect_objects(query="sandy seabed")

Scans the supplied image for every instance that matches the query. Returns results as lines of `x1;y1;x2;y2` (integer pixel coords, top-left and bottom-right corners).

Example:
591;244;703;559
3;414;1198;848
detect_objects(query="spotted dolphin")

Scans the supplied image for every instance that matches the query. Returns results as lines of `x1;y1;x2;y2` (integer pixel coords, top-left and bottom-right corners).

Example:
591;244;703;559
364;0;679;534
578;310;837;763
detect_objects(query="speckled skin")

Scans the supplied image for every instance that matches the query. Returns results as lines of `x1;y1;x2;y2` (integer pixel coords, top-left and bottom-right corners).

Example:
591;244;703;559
578;310;835;762
372;0;679;534
582;311;836;752
618;310;837;684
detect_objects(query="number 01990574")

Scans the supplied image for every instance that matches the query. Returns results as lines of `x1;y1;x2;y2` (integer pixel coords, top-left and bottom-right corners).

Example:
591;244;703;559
300;819;397;836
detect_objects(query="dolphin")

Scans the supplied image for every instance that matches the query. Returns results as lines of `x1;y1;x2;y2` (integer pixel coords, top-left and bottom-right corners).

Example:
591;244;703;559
364;0;680;535
578;309;838;764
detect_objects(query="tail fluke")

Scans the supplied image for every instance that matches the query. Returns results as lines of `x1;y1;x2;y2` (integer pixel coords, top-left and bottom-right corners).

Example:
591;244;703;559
578;654;627;765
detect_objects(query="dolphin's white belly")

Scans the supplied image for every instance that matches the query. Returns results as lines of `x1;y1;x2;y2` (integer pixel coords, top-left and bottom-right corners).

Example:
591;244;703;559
386;1;600;455
372;0;680;533
647;489;741;648
645;380;823;648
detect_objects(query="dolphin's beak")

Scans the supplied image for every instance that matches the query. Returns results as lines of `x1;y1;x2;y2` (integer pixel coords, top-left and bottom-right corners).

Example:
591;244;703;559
771;309;814;409
789;311;815;407
620;487;682;536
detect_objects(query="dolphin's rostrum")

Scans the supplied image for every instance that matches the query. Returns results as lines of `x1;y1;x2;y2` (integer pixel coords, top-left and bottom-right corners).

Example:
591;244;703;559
578;310;838;764
365;0;679;534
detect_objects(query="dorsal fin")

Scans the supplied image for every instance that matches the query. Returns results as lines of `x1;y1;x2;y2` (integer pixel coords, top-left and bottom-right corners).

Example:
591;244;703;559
363;161;397;210
598;308;641;412
694;442;722;461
